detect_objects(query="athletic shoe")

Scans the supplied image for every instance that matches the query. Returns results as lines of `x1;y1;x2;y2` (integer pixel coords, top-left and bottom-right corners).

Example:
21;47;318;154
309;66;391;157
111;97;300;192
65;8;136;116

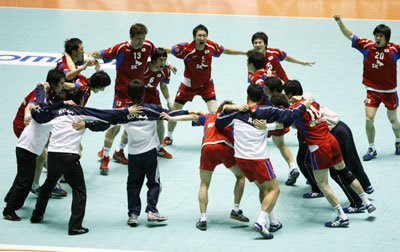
366;203;376;213
343;206;365;214
100;156;109;175
285;168;300;186
362;148;377;161
97;147;104;158
365;185;374;194
196;219;207;231
68;227;89;235
128;214;138;227
252;222;274;239
162;136;173;146
325;217;349;227
52;183;67;197
113;149;128;164
303;190;323;198
230;209;249;222
30;214;43;223
269;222;283;232
3;210;21;221
147;211;167;222
157;147;173;159
127;214;138;227
395;142;400;155
30;187;40;196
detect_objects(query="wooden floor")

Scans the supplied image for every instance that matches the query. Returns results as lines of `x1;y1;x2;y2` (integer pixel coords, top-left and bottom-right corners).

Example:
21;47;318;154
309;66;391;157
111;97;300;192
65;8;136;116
0;0;399;19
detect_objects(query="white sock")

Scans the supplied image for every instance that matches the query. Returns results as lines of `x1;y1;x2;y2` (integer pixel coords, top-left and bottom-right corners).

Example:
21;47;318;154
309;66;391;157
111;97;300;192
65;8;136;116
200;213;207;222
256;211;268;225
157;144;163;151
168;131;173;139
369;143;376;150
359;192;371;206
103;147;111;157
268;210;279;225
334;204;347;220
289;162;297;171
116;143;126;152
233;204;240;212
32;183;40;190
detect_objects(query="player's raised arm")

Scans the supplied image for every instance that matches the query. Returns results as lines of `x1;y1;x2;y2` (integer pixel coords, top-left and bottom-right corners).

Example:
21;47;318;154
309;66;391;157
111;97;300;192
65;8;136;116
285;55;315;66
333;14;354;41
223;47;247;55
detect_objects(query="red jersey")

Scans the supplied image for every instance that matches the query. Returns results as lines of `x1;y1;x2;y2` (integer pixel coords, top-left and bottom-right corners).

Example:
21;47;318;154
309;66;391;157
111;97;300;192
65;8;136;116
172;40;224;88
56;55;84;81
291;99;330;145
352;35;399;91
73;74;91;106
101;40;156;98
193;113;233;148
264;48;288;82
143;62;171;98
13;88;38;130
248;69;277;106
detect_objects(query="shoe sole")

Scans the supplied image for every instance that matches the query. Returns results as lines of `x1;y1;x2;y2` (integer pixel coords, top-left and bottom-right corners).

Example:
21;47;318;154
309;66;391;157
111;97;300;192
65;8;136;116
128;223;138;227
252;225;274;239
230;215;249;222
269;223;282;232
100;170;109;176
367;207;376;213
3;215;21;221
196;225;207;231
157;154;173;159
148;218;167;222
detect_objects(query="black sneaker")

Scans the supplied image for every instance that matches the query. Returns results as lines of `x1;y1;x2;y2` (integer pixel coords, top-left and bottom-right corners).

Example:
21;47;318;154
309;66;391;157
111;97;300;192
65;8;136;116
196;219;207;231
230;209;250;222
30;215;43;223
3;210;21;221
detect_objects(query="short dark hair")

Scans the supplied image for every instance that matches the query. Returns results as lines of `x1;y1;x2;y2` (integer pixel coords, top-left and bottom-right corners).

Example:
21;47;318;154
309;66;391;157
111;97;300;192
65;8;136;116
46;68;65;89
193;24;208;37
270;93;290;109
87;70;111;89
127;79;145;103
264;76;283;93
247;84;263;103
64;38;82;55
129;23;147;38
247;50;265;70
217;100;233;113
373;24;391;42
283;80;303;96
54;88;83;105
251;32;268;48
151;48;167;62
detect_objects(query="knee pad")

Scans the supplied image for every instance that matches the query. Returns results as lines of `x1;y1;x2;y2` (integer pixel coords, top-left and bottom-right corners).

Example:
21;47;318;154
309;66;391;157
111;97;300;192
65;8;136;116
337;167;356;184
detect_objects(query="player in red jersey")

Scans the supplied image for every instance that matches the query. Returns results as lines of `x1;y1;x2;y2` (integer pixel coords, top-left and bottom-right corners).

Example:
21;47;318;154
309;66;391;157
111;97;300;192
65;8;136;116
162;24;246;146
250;32;315;82
161;101;250;231
334;15;400;160
283;80;376;227
143;48;174;159
88;23;157;175
247;50;300;186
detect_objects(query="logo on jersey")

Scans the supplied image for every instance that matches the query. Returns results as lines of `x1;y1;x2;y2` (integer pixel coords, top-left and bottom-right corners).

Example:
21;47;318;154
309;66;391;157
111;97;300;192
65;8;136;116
131;60;143;69
127;114;148;120
58;108;75;115
268;56;274;61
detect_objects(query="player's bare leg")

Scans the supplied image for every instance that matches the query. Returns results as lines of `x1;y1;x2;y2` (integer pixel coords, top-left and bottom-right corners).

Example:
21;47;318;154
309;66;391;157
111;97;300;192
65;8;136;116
387;108;400;155
196;169;213;230
228;165;249;222
156;120;172;158
164;102;184;146
206;99;217;113
272;135;299;185
313;169;349;227
363;106;379;160
99;125;121;175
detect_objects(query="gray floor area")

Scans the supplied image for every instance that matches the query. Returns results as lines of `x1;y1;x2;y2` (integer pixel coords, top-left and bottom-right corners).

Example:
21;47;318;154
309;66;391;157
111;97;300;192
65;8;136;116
0;7;399;252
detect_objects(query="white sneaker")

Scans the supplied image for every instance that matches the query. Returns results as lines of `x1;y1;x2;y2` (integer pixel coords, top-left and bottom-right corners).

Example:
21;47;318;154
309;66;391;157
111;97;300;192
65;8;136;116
147;211;168;222
128;214;138;227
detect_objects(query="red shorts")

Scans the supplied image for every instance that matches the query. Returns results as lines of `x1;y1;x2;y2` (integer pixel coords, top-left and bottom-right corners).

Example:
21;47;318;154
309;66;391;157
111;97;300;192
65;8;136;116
365;90;398;110
113;91;131;109
175;81;216;103
267;127;290;137
200;143;236;171
143;90;161;105
235;157;276;184
309;135;343;170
